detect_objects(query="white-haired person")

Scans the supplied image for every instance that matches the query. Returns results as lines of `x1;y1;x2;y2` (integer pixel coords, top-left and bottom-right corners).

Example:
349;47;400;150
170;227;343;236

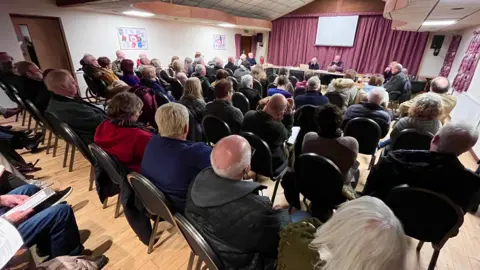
184;57;194;77
194;64;214;101
224;56;238;72
365;121;480;213
112;50;125;76
185;135;290;270
384;63;408;102
238;74;261;110
247;52;257;66
308;57;320;70
277;196;408;270
236;53;247;66
207;57;224;79
141;103;211;213
294;76;328;109
233;60;251;82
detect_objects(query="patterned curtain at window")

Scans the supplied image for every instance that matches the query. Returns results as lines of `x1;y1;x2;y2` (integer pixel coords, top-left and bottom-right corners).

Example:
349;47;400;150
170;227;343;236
452;31;480;92
439;35;462;77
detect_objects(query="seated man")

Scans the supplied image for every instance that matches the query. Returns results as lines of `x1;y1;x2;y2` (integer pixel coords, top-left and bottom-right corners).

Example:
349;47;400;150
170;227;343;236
224;56;238;72
238;74;261;110
0;52;23;89
207;57;224;81
44;69;106;145
295;70;315;89
384;63;407;101
205;79;243;134
363;122;480;212
308;57;320;70
141;103;211;213
81;53;103;80
247;52;257;66
399;76;456;123
328;55;344;72
243;94;293;172
342;87;391;138
294;76;328;109
15;61;51;112
267;75;293;98
194;64;214;102
185;135;290;269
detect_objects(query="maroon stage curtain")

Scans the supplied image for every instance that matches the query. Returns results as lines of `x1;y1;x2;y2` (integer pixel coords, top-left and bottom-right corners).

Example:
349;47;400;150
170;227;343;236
268;15;429;75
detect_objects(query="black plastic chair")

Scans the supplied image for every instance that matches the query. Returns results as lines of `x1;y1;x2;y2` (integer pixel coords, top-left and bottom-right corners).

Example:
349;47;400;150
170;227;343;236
10;92;35;131
290;69;305;82
127;172;178;254
385;186;464;270
265;67;275;77
44;111;69;159
253;79;263;97
294;87;306;98
324;92;344;110
24;100;56;155
268;74;278;84
224;68;233;77
201;115;231;145
187;111;203;142
0;80;22;123
411;80;427;95
89;143;122;218
240;132;288;203
167;68;175;78
293;105;318;162
289;76;299;88
170;79;184;101
391;129;434;151
175;213;223;270
1;82;31;127
232;92;250;115
228;76;239;92
83;74;107;104
344;117;381;169
155;92;170;107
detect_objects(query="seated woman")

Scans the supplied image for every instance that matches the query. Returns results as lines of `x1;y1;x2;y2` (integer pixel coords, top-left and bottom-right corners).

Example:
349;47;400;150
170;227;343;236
251;64;267;90
267;75;292;98
94;92;154;172
97;57;119;86
140;65;175;101
211;69;229;87
179;77;206;124
277;196;408;270
326;78;357;110
364;73;385;93
119;59;140;87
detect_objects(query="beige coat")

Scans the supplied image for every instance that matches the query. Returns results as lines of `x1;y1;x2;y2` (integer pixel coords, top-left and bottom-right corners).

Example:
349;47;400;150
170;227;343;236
399;93;457;123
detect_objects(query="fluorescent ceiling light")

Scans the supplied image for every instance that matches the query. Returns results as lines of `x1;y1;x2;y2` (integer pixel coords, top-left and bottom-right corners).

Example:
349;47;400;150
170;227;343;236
123;10;155;17
218;23;236;28
423;20;456;26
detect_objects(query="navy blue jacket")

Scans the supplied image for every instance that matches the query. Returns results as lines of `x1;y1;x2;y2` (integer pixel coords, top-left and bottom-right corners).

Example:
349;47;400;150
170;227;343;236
294;91;329;109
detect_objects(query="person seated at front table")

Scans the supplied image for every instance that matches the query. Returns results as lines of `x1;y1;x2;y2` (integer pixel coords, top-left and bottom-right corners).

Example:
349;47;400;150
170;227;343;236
243;94;293;173
14;61;51;112
268;75;293;98
239;74;261;110
44;69;106;145
295;70;315;89
205;79;244;134
185;135;290;269
119;59;140;87
140;65;174;101
308;57;320;70
294;76;329;108
94;92;153;172
277;196;408;270
211;69;229;87
141;103;211;213
247;52;257;66
328;55;344;72
364;121;480;213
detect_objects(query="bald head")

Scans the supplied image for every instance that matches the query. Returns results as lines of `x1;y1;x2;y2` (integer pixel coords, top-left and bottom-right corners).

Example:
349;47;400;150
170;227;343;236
211;135;251;179
431;121;479;156
430;76;450;94
392;63;403;74
116;50;125;59
264;94;287;121
44;69;78;98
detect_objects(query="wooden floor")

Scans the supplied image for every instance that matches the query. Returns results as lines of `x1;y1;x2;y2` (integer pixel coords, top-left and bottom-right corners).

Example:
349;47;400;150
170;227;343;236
6;115;480;270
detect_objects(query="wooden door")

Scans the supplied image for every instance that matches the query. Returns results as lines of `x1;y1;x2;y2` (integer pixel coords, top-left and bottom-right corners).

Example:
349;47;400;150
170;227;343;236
240;36;252;55
10;15;73;72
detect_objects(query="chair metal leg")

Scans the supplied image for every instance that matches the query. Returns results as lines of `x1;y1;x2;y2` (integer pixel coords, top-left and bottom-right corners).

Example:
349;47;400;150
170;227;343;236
201;264;207;270
271;179;281;204
46;131;53;154
89;165;95;191
416;241;424;251
27;114;32;129
368;153;376;170
22;110;26;126
187;251;195;270
114;195;122;218
194;259;202;270
428;249;441;270
53;136;59;157
103;197;108;209
34;122;39;133
63;143;70;168
15;111;19;122
148;215;160;254
69;146;76;172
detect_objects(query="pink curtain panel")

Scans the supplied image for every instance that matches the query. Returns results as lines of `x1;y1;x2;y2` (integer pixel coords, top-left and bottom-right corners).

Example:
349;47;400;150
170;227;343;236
452;31;480;92
439;35;462;78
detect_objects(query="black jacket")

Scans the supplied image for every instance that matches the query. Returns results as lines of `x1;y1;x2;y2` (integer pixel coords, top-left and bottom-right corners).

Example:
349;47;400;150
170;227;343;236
242;110;293;171
0;73;50;112
205;100;244;134
224;62;238;73
185;168;290;270
384;71;407;101
342;102;391;138
364;150;480;212
238;87;261;110
180;96;206;123
294;91;329;109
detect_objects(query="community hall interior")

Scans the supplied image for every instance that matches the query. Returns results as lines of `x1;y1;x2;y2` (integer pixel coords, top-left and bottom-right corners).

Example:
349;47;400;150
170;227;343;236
1;0;480;269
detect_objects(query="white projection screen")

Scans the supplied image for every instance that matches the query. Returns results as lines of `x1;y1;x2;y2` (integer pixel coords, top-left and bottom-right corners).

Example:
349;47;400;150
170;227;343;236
315;16;359;47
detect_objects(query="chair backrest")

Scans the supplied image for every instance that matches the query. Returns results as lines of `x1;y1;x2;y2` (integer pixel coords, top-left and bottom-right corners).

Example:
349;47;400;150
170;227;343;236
385;186;463;245
127;172;176;226
174;214;222;270
290;70;305;82
186;110;203;142
83;74;107;97
344;117;381;155
44;111;64;137
392;129;434;151
224;68;233;76
265;67;275;77
268;74;278;84
89;143;123;185
24;100;53;131
232;92;250;114
293;105;318;161
228;76;239;92
295;153;344;204
411;80;427;94
170;79;184;101
267;83;276;92
289;76;299;88
324;92;344;109
167;68;175;77
155;92;170;107
201;115;231;144
59;122;95;164
253;79;263;97
10;91;29;112
240;132;274;178
0;80;20;103
294;87;306;97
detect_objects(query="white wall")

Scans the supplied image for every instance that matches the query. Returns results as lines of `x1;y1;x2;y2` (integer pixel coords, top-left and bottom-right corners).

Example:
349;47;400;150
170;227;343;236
417;32;453;78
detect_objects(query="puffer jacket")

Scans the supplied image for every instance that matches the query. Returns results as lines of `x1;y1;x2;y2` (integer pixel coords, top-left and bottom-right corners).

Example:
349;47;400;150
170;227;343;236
327;78;358;110
185;168;291;270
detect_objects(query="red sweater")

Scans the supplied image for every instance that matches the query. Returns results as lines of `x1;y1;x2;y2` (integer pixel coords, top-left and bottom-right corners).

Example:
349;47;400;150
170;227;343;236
94;120;153;172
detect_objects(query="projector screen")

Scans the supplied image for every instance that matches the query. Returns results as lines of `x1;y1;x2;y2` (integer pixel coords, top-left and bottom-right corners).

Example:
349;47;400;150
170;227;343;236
315;16;359;47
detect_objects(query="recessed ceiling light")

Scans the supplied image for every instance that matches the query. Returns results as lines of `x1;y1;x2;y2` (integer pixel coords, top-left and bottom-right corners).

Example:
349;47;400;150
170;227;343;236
122;10;155;17
423;20;457;26
217;23;236;28
451;7;465;10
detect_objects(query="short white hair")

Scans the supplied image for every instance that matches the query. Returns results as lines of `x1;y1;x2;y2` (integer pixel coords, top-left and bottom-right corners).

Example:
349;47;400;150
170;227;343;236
307;76;320;91
435;121;479;156
215;57;223;67
309;196;408;270
393;63;403;71
241;74;253;88
368;87;387;105
155;103;189;138
240;54;247;60
195;64;205;75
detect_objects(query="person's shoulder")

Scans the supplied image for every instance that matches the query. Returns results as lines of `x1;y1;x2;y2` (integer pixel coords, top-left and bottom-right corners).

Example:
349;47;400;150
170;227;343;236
303;131;319;142
339;136;359;152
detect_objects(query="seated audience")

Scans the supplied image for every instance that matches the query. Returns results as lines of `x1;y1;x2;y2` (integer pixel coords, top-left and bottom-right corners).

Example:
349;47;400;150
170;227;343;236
308;57;320;70
176;71;188;86
294;76;328;108
243;94;293;171
364;121;480;212
328;55;344;72
185;135;290;269
195;64;214;102
247;52;257;66
399;76;456;123
45;69;106;145
233;61;251;82
112;50;125;77
277;196;407;270
211;69;229;87
171;59;184;75
168;56;180;75
342;87;391;138
142;103;211;213
119;59;140;87
224;56;238;72
205;79;243;134
94;92;153;172
81;54;103;80
268;75;293;98
140;65;174;101
179;77;206;123
304;104;359;184
327;78;357;110
208;58;224;79
13;61;51;112
363;73;385;93
384;63;408;101
0;52;23;90
97;57;119;86
251;64;267;89
150;58;163;79
137;56;151;72
184;57;194;77
295;70;315;89
236;53;247;66
278;67;290;77
239;74;261;110
383;61;398;82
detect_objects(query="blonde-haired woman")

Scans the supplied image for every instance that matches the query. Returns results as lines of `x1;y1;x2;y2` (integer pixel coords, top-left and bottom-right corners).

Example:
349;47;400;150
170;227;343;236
179;77;206;123
251;64;268;92
172;59;185;74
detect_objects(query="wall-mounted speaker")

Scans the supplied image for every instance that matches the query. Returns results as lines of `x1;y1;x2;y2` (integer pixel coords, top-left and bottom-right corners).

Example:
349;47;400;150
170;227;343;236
256;33;263;43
